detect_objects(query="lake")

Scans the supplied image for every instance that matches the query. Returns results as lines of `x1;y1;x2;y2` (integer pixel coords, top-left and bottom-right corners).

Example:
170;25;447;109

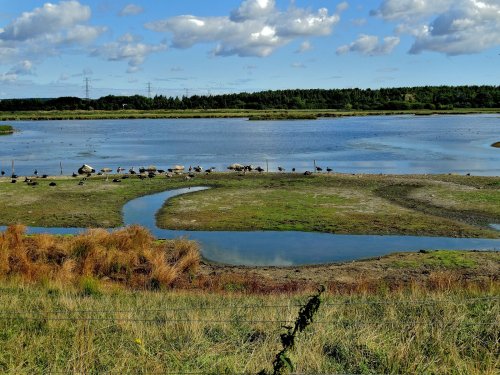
1;114;499;176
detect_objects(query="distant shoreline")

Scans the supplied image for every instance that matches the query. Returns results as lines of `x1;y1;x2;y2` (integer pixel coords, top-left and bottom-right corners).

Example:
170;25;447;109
0;108;499;121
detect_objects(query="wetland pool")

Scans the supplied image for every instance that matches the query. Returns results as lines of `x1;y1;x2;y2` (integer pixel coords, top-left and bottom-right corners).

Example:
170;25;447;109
4;187;499;266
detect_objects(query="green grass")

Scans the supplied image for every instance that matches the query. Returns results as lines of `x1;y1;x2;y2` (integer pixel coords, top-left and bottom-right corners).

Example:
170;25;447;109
156;173;500;238
0;108;499;121
0;124;14;134
0;280;498;374
0;176;199;228
390;250;485;269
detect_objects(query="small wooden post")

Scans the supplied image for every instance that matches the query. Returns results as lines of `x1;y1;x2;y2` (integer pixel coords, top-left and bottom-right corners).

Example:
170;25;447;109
60;161;63;175
266;159;269;173
11;160;14;176
314;159;316;172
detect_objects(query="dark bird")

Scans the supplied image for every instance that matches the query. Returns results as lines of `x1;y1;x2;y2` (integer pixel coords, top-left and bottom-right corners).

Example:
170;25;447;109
49;182;57;186
157;169;165;174
78;181;84;186
72;172;78;178
11;179;17;183
121;175;129;179
34;169;38;176
292;168;296;172
304;171;312;176
278;166;285;172
315;166;323;172
326;167;333;173
117;167;125;173
112;178;122;183
11;174;18;179
256;166;264;173
42;175;48;178
129;168;136;175
1;170;5;176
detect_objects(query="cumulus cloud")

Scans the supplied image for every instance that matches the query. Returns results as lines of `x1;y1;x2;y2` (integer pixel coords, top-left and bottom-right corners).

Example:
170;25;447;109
372;0;500;55
145;0;344;57
409;0;500;55
92;38;167;73
119;4;144;17
337;34;400;56
0;1;105;66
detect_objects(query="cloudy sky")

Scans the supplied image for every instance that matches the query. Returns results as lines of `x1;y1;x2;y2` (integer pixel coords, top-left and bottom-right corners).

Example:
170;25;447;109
0;0;499;98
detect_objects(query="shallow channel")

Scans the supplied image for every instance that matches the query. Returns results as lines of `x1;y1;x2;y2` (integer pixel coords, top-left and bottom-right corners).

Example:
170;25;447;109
3;187;499;266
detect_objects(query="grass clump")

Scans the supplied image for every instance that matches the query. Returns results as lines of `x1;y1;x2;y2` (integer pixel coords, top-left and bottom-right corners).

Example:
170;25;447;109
0;225;200;290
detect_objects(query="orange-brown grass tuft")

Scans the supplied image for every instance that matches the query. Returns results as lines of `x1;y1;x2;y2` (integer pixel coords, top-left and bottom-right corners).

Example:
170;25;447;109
0;225;200;290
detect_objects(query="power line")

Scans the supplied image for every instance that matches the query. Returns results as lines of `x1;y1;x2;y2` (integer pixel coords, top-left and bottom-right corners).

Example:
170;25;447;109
147;82;152;98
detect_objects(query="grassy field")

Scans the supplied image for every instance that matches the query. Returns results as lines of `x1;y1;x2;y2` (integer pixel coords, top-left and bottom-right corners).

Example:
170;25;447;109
1;173;499;238
0;224;498;373
0;280;498;374
0;108;499;121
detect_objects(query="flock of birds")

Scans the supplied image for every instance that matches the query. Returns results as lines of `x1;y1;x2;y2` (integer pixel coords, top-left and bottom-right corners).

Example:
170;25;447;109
0;163;335;187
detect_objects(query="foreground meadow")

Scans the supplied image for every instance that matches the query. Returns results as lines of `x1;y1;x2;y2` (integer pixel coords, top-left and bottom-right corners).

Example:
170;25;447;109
0;225;499;374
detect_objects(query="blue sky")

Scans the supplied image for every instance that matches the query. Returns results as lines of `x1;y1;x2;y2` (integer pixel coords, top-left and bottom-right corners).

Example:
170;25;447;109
0;0;499;98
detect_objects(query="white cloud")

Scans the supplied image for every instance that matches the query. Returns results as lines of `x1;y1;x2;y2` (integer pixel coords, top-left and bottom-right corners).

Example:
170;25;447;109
0;1;105;65
337;34;400;56
371;0;454;21
146;0;343;57
230;0;276;21
119;4;144;17
372;0;500;55
0;1;92;41
409;0;500;55
92;41;167;73
8;60;34;75
296;40;312;53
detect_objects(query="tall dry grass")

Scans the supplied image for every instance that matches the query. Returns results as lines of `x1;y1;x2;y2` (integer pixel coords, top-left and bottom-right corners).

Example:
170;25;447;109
0;225;200;289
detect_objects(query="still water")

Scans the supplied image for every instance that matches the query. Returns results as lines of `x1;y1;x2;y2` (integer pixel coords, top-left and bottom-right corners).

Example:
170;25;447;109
7;187;499;266
1;115;499;176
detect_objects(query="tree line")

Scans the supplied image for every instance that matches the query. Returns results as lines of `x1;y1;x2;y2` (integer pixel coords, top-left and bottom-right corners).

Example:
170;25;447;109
1;85;498;111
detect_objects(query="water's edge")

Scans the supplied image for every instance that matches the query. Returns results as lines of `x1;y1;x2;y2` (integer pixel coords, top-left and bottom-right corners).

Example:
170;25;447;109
2;186;499;266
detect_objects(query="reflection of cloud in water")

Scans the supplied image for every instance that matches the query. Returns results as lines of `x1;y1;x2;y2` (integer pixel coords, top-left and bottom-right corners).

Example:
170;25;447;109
203;244;294;266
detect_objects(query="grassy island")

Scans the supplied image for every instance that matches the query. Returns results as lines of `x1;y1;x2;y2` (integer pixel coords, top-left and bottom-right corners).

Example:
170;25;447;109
0;124;14;134
0;108;499;121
